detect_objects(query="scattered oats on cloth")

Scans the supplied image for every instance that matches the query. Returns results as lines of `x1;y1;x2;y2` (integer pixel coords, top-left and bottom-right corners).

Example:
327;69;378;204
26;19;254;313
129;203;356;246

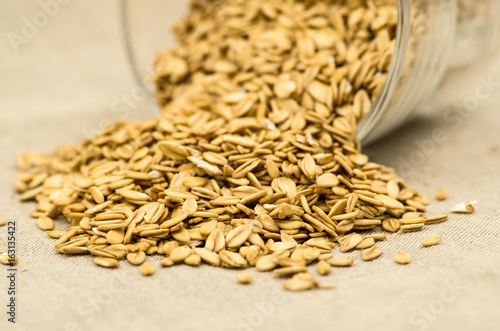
14;0;454;291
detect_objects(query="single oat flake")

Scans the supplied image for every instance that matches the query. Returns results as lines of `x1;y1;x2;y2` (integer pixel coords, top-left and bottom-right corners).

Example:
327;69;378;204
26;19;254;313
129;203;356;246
450;201;477;213
394;252;411;264
421;236;442;247
435;188;447;201
236;273;253;284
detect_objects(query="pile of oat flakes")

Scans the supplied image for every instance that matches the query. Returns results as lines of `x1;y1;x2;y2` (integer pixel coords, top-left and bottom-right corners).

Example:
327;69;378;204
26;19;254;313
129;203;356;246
14;0;448;290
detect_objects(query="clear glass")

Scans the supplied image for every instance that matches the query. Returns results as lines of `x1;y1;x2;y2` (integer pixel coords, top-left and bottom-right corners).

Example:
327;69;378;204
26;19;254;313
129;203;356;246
121;0;500;143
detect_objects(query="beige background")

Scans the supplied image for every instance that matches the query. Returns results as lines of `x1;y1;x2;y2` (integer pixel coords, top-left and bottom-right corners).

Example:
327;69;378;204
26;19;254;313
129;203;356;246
1;1;500;331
